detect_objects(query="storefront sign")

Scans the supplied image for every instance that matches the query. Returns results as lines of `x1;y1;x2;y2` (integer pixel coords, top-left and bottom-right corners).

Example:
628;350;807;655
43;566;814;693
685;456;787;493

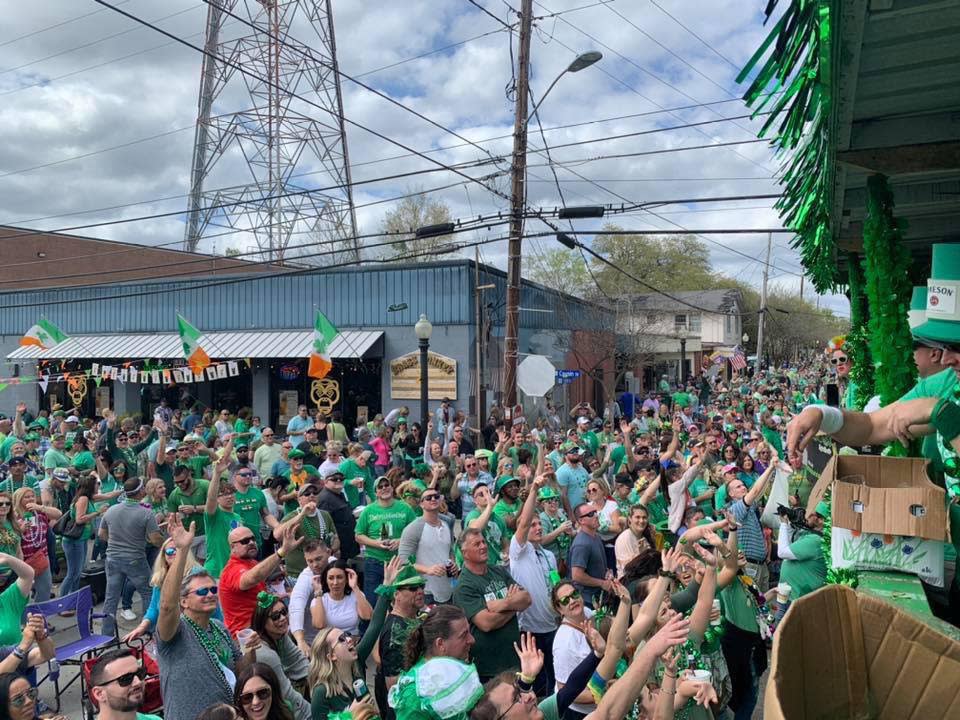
278;363;301;381
311;378;340;415
390;351;457;400
278;390;299;425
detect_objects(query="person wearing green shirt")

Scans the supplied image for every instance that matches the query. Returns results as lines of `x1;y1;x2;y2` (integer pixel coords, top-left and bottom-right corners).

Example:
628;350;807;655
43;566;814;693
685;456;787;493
340;448;374;508
776;504;827;600
0;457;39;494
355;476;417;605
452;528;531;682
458;483;508;567
41;434;71;477
231;465;277;550
202;457;244;579
575;417;599;458
492;475;521;543
104;411;157;469
166;464;212;557
71;432;98;474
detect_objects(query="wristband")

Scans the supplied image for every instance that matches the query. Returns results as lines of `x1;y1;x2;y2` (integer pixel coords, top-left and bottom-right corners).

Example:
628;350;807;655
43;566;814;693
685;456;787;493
818;405;845;435
516;675;534;692
932;397;960;443
12;647;26;660
658;569;678;582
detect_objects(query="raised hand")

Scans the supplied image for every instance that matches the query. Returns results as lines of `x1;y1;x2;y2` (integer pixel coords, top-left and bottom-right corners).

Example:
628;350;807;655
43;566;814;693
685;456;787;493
383;555;403;587
279;525;304;556
646;610;690;657
167;513;196;550
513;632;544;679
661;544;682;573
346;568;360;591
582;620;607;657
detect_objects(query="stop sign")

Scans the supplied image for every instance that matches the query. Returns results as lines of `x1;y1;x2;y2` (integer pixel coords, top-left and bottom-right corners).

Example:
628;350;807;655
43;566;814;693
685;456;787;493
517;355;557;397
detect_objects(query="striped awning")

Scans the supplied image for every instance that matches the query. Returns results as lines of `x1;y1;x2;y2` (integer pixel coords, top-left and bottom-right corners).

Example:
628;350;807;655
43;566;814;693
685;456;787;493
6;329;383;361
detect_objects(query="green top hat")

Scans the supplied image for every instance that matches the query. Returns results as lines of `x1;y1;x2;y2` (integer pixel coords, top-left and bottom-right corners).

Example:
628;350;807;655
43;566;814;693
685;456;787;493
537;486;560;501
913;244;960;343
495;475;520;493
908;286;927;330
814;501;830;518
287;448;306;460
391;563;427;589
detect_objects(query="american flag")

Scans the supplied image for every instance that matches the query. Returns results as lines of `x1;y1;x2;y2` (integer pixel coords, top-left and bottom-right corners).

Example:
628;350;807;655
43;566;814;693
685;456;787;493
730;345;747;371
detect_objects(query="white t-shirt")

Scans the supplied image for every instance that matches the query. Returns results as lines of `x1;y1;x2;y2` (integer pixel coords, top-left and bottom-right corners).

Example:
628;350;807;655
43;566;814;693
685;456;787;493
596;499;620;542
321;593;360;635
553;608;595;715
508;536;558;634
614;528;652;577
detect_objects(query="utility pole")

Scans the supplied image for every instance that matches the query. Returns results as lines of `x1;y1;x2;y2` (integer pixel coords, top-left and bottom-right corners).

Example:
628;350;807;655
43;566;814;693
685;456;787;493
756;232;772;374
475;248;487;426
503;0;534;409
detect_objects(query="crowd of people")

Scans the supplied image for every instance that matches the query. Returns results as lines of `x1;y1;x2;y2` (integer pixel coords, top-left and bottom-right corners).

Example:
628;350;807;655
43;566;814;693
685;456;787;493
0;360;935;720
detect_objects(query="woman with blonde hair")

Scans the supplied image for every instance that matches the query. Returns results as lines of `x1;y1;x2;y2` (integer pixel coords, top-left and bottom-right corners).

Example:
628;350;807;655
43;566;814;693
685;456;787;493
308;558;399;719
122;536;221;642
12;487;61;602
0;492;22;591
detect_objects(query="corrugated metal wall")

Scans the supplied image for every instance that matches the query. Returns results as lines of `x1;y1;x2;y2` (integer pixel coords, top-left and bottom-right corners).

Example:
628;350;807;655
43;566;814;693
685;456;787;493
0;260;610;335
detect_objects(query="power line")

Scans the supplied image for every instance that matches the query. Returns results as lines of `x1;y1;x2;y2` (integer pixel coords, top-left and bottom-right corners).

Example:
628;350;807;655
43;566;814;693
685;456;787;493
354;27;510;78
0;1;131;50
647;0;740;71
464;0;515;29
526;138;769;168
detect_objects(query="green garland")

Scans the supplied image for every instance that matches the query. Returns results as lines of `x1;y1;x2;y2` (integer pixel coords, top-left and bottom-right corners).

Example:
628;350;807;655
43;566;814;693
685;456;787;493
738;0;839;291
820;489;858;587
862;174;917;409
846;253;873;410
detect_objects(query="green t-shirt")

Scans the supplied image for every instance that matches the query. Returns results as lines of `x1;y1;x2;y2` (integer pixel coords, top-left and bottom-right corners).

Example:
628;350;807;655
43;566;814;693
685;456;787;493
99;475;124;507
280;509;337;577
186;454;212;479
609;444;627;474
778;530;826;599
578;430;600;457
458;508;508;567
507;444;538;467
71;502;98;541
492;498;520;542
355;500;417;562
167;479;211;536
204;507;243;579
233;486;268;547
453;564;522;678
137;714;163;720
719;579;760;634
72;450;96;473
0;582;29;645
43;448;71;472
0;474;39;494
340;458;373;508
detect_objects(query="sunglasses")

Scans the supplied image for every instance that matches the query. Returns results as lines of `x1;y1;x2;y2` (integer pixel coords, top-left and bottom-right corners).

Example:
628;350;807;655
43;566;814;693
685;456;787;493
189;585;219;597
231;536;256;546
334;632;351;645
268;606;289;621
240;687;272;705
578;510;598;520
556;590;581;606
0;501;10;507
300;488;320;497
96;667;147;688
421;493;440;502
830;355;848;365
10;687;38;707
164;547;177;557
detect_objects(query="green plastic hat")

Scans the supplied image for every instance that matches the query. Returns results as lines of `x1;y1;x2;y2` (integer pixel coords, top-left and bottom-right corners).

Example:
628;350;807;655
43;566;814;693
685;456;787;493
913;245;960;343
474;448;493;460
814;501;830;518
908;286;927;330
537;486;560;501
495;475;520;493
410;479;428;492
391;562;427;588
287;449;306;460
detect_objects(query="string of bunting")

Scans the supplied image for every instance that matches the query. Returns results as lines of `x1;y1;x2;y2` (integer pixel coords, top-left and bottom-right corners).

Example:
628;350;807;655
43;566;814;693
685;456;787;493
0;357;255;393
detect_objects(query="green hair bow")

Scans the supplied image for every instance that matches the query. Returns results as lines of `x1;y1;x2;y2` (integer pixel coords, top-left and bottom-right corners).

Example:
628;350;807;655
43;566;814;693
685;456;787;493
256;590;279;610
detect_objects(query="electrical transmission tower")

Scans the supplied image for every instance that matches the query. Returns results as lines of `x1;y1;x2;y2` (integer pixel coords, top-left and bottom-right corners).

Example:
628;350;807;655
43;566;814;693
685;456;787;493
183;0;358;263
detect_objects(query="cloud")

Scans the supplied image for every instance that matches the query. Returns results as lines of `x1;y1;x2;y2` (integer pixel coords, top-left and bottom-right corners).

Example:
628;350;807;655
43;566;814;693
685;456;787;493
0;0;847;316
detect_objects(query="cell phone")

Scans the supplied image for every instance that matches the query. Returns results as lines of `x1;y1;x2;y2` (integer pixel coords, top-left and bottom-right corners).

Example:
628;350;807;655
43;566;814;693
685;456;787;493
825;384;840;407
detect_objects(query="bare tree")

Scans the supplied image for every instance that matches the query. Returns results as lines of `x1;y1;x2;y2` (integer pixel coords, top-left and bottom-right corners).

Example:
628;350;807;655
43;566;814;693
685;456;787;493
379;190;454;259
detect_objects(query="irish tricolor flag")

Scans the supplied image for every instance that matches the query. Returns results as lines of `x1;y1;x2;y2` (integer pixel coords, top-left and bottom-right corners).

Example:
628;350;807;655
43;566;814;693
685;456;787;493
177;313;211;376
308;310;338;379
20;318;68;349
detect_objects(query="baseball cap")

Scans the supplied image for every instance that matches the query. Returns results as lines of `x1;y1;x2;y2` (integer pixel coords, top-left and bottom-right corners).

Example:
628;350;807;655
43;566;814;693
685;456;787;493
164;441;179;452
66;415;80;423
576;416;590;425
52;468;71;481
722;463;738;475
287;449;306;460
297;483;321;496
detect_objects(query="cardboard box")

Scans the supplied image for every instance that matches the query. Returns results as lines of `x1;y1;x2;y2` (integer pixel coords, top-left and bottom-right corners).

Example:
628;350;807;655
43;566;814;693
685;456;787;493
807;455;949;585
765;585;960;719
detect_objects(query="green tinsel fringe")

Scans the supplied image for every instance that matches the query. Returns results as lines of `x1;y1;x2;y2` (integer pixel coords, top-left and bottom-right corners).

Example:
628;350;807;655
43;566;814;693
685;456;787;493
846;254;873;411
737;0;840;292
821;489;859;588
862;175;917;410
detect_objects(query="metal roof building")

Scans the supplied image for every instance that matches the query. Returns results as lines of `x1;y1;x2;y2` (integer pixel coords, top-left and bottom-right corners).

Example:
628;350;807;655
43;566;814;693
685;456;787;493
0;259;614;429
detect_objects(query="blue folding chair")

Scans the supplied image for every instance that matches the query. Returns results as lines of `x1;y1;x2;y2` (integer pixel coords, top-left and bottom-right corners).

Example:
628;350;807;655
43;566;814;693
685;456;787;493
24;586;117;712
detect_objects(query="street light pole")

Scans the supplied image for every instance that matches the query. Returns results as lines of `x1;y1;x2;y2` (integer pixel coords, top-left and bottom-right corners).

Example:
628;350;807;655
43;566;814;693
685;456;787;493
415;314;433;428
679;334;687;384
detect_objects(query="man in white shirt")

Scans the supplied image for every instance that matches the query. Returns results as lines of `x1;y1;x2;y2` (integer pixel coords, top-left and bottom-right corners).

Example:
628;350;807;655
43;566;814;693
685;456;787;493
288;539;332;656
508;473;558;696
397;488;457;604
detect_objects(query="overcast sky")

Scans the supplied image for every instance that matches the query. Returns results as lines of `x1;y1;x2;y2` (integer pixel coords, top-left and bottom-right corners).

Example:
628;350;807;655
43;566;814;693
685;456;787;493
0;0;849;316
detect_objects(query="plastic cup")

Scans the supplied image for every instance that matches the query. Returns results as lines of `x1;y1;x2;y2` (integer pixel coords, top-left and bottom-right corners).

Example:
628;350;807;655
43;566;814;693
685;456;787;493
776;583;792;603
237;628;254;651
690;669;711;684
710;599;722;626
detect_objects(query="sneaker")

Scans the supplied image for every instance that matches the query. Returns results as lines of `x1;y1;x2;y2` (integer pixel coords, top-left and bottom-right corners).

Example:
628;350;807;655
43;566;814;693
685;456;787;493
120;609;138;622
